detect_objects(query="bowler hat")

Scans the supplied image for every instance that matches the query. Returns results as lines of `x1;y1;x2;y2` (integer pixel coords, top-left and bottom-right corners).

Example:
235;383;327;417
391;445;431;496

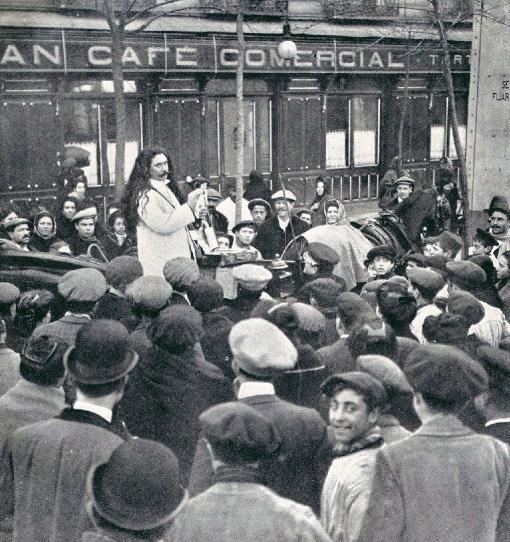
404;344;488;405
321;371;387;409
64;320;138;384
199;402;281;462
87;438;187;531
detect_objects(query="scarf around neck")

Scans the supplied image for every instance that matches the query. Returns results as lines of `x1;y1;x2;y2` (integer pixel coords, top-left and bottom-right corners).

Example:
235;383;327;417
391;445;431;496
332;425;384;457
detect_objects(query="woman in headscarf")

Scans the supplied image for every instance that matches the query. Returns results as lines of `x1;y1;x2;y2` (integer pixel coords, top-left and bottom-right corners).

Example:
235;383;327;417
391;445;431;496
28;210;70;254
309;176;330;227
301;199;373;291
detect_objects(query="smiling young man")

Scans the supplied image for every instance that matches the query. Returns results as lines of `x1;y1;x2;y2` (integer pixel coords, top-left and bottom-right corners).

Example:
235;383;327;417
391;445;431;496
320;371;386;542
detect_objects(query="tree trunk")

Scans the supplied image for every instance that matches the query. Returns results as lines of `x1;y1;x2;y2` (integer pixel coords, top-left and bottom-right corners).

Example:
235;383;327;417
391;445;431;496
235;8;245;225
106;6;128;203
431;0;471;249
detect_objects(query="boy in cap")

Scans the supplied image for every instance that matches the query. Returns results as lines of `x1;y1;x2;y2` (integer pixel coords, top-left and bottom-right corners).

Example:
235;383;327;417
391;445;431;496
472;228;499;256
254;190;309;259
248;198;271;226
170;402;330;542
0;320;137;542
320;371;386;542
407;267;445;343
83;438;188;542
231;220;262;259
188;318;328;513
300;242;340;284
69;206;105;257
219;264;273;323
425;230;463;261
365;245;397;280
31;268;108;348
359;344;510;542
296;207;314;226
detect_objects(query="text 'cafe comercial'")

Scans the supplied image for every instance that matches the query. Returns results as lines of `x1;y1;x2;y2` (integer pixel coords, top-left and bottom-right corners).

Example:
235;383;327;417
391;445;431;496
0;36;471;74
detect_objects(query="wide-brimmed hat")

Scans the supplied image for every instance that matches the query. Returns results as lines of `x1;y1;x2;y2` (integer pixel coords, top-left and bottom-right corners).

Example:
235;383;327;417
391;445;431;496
64;320;138;384
87;438;188;531
271;190;297;203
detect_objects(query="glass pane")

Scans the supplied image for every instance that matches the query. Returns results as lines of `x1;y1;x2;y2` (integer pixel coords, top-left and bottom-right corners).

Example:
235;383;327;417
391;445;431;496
255;98;271;173
449;94;468;159
61;101;99;186
352;96;378;166
430;95;446;160
103;101;142;186
285;97;305;171
326;95;348;169
222;99;255;176
410;96;429;163
206;100;219;177
305;97;322;170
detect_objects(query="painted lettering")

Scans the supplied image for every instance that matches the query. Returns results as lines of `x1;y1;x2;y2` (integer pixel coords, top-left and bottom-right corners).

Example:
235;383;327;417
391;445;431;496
268;49;290;68
33;45;61;66
0;45;26;65
245;49;265;68
88;45;112;66
453;54;463;65
147;47;168;65
368;52;384;68
316;50;334;68
388;52;404;68
219;48;238;67
338;51;356;68
293;50;313;68
122;46;141;65
429;53;439;65
175;47;198;67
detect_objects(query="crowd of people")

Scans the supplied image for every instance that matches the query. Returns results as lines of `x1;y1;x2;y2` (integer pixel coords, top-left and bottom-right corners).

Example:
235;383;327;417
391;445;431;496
2;146;510;541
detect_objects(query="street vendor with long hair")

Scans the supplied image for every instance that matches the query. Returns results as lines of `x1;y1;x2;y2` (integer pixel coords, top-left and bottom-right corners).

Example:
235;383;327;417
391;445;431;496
121;146;204;277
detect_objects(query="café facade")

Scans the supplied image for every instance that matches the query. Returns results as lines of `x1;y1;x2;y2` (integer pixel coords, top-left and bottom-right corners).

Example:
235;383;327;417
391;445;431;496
0;10;472;211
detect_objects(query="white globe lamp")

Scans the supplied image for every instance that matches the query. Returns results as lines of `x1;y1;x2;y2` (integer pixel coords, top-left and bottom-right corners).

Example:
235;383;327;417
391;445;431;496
278;39;297;60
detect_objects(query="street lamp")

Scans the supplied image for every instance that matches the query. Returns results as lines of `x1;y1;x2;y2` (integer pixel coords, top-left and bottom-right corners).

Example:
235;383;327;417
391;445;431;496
278;19;297;60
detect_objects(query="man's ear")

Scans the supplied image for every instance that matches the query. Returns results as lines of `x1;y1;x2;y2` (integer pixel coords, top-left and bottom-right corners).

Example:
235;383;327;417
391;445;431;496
74;222;79;231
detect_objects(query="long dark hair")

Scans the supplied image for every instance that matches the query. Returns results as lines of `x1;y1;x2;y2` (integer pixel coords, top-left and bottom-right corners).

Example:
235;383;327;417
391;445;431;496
121;146;184;233
311;176;330;205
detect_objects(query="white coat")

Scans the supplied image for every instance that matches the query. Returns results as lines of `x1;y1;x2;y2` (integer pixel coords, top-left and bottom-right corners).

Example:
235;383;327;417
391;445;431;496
137;180;196;277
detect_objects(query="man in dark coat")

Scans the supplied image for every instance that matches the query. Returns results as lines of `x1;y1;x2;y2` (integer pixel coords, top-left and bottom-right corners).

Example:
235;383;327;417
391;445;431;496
253;190;309;259
118;305;233;485
0;320;136;542
188;318;329;513
359;344;510;542
243;169;272;203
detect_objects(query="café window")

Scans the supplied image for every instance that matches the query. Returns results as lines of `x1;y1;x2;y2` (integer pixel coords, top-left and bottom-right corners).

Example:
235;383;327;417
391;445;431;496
283;96;321;171
430;94;447;160
400;94;429;163
326;94;380;169
206;96;272;177
61;99;142;187
448;94;468;159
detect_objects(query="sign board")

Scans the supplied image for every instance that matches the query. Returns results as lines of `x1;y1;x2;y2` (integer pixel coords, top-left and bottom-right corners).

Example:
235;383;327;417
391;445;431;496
0;34;471;74
466;0;510;211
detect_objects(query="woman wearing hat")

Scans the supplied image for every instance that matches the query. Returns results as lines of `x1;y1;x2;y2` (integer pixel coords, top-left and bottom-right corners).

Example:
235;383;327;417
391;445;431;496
121;147;205;277
300;200;372;291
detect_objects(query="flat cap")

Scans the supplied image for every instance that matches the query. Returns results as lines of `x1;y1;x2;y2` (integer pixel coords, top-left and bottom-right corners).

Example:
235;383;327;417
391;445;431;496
105;256;143;290
406;267;445;297
405;253;426;266
147;305;203;353
247;198;271;213
404;344;488;404
424;254;449;277
3;217;29;231
394;176;415;187
356;354;412;395
163;257;200;290
271;190;296;202
0;282;21;305
125;276;172;311
321;371;387;409
366;245;397;263
58;268;107;302
305;278;345;308
360;279;387;295
307;242;340;266
229;318;297;377
232;264;272;291
199;402;281;462
336;292;374;328
187;277;224;313
447;290;485;326
232;220;258;233
376;281;417;325
474;228;498;248
71;207;97;222
290;302;326;333
422;313;467;343
207;188;222;202
446;260;487;289
476;345;510;395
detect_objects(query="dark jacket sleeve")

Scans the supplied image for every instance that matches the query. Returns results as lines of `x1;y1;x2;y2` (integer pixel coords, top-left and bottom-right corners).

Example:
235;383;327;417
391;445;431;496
187;436;214;497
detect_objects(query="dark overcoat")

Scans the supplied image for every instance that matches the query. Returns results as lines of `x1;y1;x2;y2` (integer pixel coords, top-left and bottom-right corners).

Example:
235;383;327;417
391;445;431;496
253;215;309;259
